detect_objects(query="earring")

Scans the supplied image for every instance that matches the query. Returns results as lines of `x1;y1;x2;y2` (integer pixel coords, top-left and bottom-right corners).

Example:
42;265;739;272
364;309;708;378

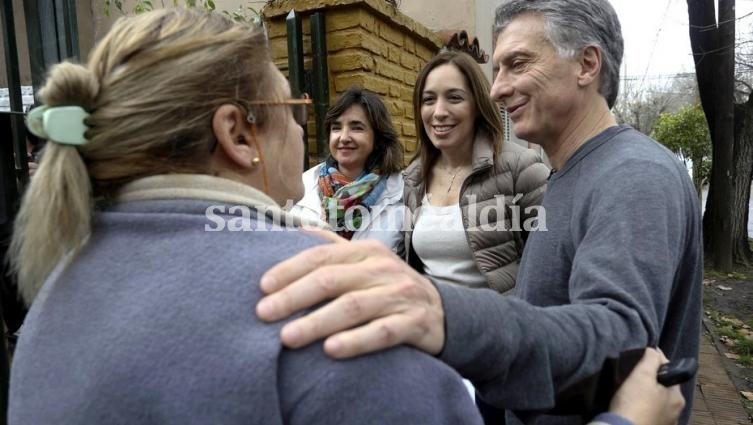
251;157;261;168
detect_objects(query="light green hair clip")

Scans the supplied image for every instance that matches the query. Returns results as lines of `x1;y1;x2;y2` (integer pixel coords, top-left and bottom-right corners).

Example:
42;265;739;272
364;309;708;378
26;105;91;146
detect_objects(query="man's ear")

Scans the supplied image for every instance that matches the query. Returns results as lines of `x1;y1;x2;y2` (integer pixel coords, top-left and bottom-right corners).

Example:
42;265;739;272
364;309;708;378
577;45;602;88
211;104;258;169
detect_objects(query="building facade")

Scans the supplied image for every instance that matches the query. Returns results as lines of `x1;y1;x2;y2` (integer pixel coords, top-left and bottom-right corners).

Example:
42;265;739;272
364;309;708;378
2;0;535;150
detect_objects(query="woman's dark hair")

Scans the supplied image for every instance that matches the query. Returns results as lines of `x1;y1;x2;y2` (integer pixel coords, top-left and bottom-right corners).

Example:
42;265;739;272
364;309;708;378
412;51;505;184
324;87;404;175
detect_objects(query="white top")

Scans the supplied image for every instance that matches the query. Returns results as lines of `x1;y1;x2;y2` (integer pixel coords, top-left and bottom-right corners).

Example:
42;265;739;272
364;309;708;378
290;163;405;254
411;196;486;288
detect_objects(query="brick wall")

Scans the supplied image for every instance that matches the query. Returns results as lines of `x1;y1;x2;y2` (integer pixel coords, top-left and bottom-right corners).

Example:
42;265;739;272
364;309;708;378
263;0;442;164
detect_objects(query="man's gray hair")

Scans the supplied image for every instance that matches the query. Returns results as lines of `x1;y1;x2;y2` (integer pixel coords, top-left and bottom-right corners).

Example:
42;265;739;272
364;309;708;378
494;0;624;108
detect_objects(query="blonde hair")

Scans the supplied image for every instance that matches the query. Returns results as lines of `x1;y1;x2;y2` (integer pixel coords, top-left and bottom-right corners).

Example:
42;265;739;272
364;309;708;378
9;8;279;304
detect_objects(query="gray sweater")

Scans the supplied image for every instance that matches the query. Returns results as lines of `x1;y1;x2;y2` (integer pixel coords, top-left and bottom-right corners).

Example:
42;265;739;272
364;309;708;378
437;126;703;424
9;175;482;425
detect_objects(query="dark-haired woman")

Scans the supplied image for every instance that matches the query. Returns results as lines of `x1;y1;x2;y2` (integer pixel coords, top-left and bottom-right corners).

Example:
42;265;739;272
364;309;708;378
293;87;405;254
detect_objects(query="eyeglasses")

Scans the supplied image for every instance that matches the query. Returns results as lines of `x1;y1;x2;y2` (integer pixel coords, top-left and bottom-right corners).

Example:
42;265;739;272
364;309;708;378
208;94;312;153
245;93;312;127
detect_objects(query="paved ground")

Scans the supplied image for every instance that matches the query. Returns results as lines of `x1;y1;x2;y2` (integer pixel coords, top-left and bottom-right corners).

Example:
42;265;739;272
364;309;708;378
690;330;751;424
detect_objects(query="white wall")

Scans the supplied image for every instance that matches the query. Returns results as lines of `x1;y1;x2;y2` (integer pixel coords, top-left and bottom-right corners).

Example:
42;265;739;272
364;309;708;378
474;0;497;79
401;0;496;81
400;0;476;36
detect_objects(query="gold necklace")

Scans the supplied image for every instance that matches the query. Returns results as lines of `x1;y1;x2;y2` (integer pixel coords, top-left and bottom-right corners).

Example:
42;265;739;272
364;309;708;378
446;171;459;193
441;166;469;194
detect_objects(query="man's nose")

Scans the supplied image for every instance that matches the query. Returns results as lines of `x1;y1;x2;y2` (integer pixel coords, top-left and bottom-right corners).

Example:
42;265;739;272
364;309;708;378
490;72;513;104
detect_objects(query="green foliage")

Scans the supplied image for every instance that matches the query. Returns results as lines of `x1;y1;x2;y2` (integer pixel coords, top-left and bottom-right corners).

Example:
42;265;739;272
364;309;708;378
651;104;712;192
719;325;738;339
222;4;262;24
739;337;753;356
183;0;217;10
705;268;751;280
741;355;753;368
104;0;260;23
708;310;753;368
703;264;753;280
652;104;711;164
133;0;155;14
735;336;753;367
105;0;154;15
103;0;123;16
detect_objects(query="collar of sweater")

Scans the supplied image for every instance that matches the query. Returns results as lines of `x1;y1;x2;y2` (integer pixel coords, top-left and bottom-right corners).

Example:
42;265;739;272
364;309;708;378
116;174;307;228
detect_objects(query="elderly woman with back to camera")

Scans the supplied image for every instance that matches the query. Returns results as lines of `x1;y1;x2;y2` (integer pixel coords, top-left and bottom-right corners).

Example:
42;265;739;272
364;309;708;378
404;50;549;294
7;9;483;424
292;87;405;254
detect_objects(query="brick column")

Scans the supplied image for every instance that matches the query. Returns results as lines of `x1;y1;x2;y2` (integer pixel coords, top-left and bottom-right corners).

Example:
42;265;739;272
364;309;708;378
263;0;442;164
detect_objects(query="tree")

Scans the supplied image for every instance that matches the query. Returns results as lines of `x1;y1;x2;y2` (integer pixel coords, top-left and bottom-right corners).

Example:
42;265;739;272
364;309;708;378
688;0;753;269
613;73;698;136
651;104;712;198
735;38;753;102
613;81;674;135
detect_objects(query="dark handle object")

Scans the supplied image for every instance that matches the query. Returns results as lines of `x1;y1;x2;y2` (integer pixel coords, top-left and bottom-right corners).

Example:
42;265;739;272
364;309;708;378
547;349;698;418
657;357;698;386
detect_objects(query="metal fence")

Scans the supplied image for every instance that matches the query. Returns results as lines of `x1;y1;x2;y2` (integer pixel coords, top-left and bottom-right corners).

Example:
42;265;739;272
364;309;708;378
1;1;79;421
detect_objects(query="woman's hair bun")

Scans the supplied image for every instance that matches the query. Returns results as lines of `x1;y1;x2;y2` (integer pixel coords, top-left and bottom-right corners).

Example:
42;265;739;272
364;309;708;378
38;61;99;110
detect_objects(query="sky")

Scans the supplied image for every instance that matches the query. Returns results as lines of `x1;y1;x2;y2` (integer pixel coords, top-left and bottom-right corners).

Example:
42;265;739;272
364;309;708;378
609;0;753;81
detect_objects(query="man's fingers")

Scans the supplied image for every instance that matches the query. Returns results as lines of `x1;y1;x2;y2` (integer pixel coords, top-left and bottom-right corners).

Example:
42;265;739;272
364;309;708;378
256;239;446;357
279;276;444;357
279;284;395;349
321;313;418;359
257;246;396;321
258;244;336;295
259;239;386;296
638;348;664;371
258;261;367;321
656;347;670;363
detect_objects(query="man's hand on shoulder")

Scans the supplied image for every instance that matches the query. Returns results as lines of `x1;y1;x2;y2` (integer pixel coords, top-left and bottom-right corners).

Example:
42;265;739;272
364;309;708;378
256;231;445;359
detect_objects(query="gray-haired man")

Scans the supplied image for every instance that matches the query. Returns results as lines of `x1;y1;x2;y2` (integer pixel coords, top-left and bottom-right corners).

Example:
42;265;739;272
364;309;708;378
256;1;702;424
